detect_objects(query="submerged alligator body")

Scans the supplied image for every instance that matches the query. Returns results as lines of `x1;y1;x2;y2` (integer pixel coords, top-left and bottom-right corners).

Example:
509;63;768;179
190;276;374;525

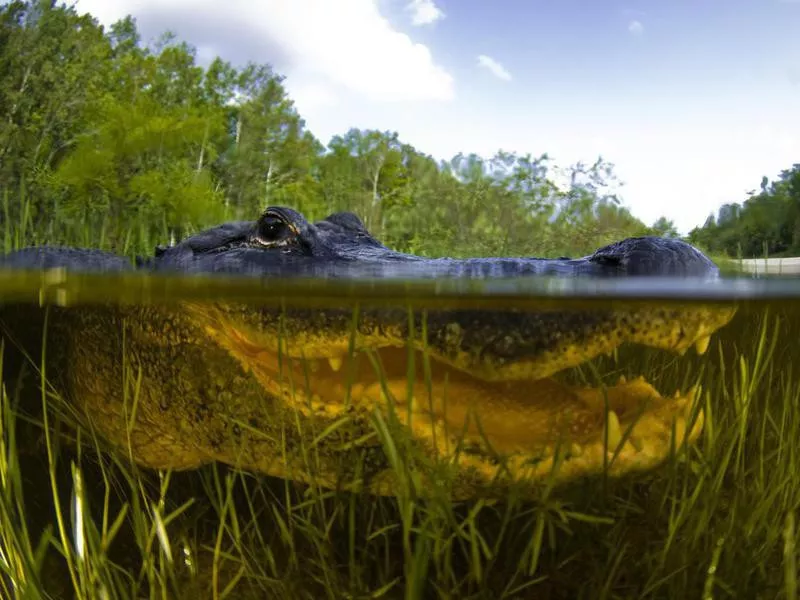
0;207;736;499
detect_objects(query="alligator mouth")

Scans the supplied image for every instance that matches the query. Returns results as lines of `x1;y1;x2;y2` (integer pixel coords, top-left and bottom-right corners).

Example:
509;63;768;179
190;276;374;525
188;305;734;489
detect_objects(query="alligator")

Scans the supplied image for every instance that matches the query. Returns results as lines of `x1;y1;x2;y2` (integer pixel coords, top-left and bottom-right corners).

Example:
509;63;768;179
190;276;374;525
0;207;736;499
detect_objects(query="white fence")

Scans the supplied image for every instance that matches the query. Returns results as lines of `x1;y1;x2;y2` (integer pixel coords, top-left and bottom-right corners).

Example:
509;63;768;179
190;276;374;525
737;257;800;275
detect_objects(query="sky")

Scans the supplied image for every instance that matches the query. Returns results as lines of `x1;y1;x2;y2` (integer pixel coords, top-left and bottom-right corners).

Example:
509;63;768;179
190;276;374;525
71;0;800;234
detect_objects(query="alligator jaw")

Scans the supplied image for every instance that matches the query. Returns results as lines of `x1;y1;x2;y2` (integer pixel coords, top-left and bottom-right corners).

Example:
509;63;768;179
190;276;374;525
199;321;707;490
328;369;704;490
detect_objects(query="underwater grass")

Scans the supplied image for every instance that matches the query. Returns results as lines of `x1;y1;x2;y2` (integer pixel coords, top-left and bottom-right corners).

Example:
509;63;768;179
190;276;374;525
0;301;799;599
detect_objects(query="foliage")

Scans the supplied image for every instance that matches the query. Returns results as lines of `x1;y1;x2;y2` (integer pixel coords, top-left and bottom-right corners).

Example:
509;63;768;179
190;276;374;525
0;0;682;259
2;301;799;598
689;165;800;258
3;1;795;261
2;3;800;599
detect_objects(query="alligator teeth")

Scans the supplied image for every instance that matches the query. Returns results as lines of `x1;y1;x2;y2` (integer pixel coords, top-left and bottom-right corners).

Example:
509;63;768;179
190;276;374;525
695;335;711;356
328;357;343;372
604;410;622;449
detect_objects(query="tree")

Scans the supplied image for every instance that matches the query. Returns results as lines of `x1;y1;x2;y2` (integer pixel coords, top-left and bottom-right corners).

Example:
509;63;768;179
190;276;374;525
650;217;679;238
689;165;800;258
219;64;321;218
0;0;113;241
0;0;710;261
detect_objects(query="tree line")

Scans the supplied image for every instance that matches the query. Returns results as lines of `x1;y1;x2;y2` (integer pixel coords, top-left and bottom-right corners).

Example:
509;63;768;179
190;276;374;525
688;165;800;258
1;1;791;260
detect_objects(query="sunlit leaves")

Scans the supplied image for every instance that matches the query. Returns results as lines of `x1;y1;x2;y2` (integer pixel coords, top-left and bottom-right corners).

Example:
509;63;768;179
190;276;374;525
0;0;702;261
690;164;800;258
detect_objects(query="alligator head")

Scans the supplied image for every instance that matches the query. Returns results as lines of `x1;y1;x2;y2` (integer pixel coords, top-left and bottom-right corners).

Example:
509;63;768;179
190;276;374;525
0;207;736;498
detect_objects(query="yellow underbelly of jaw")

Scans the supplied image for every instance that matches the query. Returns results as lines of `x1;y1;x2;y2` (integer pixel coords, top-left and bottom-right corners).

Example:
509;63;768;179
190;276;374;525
201;319;704;488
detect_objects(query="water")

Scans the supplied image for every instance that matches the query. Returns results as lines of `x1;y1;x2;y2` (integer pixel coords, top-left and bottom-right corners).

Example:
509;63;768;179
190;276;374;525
3;267;799;306
0;270;798;598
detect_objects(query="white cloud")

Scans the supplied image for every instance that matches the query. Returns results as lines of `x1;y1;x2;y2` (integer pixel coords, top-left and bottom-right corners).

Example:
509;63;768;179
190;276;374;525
628;20;644;36
257;0;455;102
477;54;512;81
73;0;455;103
406;0;444;26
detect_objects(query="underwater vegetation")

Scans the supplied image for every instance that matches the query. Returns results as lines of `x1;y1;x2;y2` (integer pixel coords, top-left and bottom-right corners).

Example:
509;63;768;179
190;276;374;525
0;267;796;599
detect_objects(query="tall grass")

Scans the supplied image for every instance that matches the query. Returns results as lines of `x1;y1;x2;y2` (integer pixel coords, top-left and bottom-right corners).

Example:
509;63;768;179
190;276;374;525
1;186;234;260
0;300;798;599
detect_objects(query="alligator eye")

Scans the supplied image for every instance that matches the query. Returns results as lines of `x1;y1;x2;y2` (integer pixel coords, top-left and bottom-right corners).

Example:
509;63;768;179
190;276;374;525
252;214;293;248
261;216;285;240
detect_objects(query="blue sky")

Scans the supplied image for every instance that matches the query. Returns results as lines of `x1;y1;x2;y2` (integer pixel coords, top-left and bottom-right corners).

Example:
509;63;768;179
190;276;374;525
74;0;800;234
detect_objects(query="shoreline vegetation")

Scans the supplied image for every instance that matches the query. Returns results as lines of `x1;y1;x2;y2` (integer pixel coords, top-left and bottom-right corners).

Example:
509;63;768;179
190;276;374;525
0;1;797;265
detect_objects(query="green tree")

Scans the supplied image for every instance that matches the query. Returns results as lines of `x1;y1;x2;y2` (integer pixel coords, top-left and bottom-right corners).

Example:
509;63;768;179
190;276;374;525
650;217;679;238
0;0;112;241
689;165;800;258
221;64;321;217
0;0;707;260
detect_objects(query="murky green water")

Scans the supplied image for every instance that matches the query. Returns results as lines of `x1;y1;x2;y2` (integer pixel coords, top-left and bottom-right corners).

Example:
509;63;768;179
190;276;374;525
0;270;798;599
